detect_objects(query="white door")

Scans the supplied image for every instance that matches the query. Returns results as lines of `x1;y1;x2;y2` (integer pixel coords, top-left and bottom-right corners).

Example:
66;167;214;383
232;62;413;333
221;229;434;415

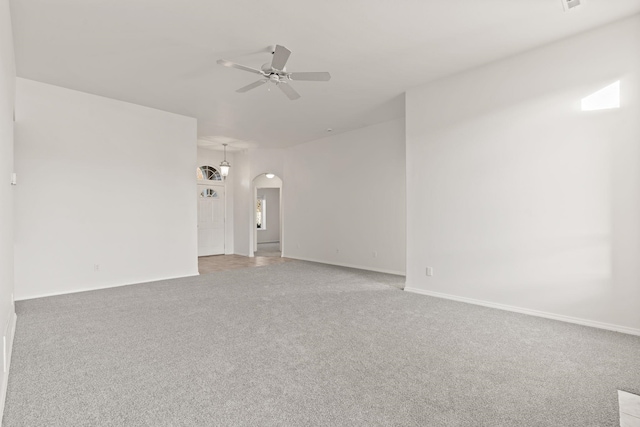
198;185;225;256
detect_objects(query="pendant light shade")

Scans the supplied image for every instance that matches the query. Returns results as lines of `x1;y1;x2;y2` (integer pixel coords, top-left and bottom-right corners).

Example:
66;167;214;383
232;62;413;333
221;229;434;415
220;143;230;177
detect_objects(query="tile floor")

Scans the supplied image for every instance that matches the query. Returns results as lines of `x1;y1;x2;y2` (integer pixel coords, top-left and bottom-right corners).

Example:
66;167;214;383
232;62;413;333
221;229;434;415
198;254;292;274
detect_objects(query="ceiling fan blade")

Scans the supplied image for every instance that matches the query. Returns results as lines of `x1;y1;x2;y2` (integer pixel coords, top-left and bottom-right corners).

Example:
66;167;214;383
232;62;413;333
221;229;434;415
279;83;301;100
288;72;331;81
236;80;267;93
217;59;264;76
271;45;291;70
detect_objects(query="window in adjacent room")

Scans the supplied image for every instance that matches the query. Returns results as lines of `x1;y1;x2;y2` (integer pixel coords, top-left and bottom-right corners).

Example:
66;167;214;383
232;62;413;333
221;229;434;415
257;197;266;230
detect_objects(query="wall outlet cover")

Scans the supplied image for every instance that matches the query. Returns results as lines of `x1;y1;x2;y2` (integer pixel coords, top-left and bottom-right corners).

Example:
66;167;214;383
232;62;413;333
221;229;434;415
561;0;581;11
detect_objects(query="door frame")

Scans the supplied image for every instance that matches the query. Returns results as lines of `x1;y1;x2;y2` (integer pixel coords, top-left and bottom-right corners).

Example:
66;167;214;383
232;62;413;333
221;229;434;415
250;174;283;258
197;183;226;256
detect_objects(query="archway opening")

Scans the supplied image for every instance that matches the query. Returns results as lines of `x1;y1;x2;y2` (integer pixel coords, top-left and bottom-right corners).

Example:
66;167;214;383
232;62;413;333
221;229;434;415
251;173;283;257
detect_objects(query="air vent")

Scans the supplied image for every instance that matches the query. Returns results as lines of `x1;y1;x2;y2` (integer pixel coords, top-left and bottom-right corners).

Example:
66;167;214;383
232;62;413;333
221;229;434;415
561;0;581;11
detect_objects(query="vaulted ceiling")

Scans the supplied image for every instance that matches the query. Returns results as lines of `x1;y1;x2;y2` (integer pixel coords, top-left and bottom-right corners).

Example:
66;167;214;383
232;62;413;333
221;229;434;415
10;0;640;148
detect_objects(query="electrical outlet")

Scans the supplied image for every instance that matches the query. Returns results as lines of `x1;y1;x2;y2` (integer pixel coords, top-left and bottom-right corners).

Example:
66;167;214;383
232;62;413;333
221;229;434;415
336;249;340;254
94;264;100;272
426;267;434;277
561;0;581;11
372;251;378;258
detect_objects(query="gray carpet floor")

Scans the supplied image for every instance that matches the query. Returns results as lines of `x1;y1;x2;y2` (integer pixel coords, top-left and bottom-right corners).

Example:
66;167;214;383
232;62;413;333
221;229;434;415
255;242;281;257
4;261;640;426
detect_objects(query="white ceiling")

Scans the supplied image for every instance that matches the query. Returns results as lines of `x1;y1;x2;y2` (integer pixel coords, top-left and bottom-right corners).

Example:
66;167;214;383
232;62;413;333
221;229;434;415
10;0;640;149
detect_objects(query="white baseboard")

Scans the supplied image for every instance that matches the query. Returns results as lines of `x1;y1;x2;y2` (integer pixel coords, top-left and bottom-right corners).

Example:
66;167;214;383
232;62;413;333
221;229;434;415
404;287;640;336
285;255;406;277
15;271;200;301
0;311;17;423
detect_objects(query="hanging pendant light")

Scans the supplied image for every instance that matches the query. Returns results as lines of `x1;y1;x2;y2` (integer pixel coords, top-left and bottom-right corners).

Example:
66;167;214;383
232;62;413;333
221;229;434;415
220;143;230;178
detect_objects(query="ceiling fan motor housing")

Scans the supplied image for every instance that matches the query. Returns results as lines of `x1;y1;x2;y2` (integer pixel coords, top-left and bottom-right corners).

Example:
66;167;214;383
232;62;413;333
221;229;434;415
262;63;287;73
218;45;330;100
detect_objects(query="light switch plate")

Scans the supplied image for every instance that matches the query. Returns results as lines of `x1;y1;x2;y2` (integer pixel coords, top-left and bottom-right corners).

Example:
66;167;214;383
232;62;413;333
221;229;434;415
561;0;581;11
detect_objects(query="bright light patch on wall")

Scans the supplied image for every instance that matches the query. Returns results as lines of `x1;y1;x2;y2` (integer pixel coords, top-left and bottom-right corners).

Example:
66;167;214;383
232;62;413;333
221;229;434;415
581;81;620;111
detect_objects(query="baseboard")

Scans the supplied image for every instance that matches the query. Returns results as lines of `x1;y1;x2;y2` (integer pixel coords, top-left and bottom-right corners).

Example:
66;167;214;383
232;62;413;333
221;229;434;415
15;271;200;301
404;287;640;336
0;311;17;423
285;255;406;277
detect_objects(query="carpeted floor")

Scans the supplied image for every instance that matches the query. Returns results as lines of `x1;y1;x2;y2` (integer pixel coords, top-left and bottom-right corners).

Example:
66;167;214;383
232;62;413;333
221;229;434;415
4;261;640;426
254;242;281;257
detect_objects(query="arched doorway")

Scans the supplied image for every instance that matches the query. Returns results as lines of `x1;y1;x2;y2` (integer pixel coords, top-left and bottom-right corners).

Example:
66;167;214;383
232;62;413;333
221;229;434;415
250;173;283;257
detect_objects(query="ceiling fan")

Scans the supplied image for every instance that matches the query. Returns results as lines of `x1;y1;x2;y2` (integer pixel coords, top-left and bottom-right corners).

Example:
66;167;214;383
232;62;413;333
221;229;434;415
217;45;331;100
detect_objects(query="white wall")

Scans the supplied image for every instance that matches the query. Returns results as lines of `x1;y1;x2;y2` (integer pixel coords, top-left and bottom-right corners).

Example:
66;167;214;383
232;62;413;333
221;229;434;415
0;0;17;418
257;188;280;243
197;147;234;254
249;149;285;182
232;150;252;256
405;16;640;333
284;119;406;275
14;79;199;300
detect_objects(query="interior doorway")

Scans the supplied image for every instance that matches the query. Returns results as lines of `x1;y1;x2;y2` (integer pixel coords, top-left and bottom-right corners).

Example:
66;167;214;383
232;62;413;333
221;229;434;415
255;187;280;256
251;173;283;258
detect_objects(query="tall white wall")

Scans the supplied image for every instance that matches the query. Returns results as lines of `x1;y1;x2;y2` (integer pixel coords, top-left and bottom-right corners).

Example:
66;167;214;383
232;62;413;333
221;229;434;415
257;188;280;244
405;16;640;333
197;147;234;254
250;149;284;180
14;79;199;300
284;119;406;275
0;0;17;418
232;150;252;256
